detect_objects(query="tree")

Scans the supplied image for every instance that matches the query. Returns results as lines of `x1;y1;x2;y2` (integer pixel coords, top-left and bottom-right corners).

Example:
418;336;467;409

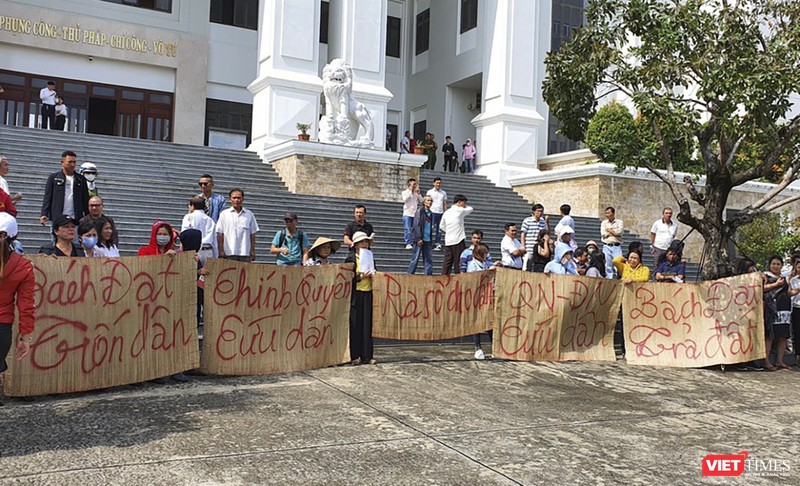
736;211;800;269
543;0;800;279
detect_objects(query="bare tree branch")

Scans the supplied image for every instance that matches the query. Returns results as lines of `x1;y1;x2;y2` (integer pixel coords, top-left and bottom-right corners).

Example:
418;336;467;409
761;192;800;213
724;134;746;169
683;175;705;204
741;165;798;212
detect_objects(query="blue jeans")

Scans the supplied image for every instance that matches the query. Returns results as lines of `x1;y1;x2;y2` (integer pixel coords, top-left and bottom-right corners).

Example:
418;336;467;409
407;241;433;275
403;216;414;245
603;244;622;279
465;158;474;173
431;212;443;245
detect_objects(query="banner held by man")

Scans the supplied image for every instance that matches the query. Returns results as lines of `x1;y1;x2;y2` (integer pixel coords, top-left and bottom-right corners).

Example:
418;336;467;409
201;261;352;375
622;273;765;368
372;270;496;340
494;269;623;362
5;253;199;397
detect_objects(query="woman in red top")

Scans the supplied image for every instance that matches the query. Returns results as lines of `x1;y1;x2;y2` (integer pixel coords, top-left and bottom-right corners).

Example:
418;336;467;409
137;221;177;256
0;213;34;374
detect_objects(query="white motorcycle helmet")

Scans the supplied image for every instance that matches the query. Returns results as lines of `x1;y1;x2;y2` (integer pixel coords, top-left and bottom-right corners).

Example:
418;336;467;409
79;162;98;182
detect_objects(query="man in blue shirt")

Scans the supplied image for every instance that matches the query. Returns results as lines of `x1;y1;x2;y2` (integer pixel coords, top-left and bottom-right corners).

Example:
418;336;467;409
407;196;434;275
197;174;227;223
654;248;686;283
270;212;311;266
459;229;493;272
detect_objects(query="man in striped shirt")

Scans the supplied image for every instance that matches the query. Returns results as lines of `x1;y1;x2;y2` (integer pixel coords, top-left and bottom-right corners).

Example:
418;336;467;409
520;204;549;272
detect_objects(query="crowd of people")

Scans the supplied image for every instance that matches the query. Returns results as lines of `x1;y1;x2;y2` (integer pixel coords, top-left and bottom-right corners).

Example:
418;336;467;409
0;147;798;387
399;131;477;174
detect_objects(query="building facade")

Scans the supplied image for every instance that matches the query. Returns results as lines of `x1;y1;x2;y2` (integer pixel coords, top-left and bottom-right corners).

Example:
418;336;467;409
0;0;587;183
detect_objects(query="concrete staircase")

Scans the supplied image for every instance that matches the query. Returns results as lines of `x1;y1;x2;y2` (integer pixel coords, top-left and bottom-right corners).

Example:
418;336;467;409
0;125;696;277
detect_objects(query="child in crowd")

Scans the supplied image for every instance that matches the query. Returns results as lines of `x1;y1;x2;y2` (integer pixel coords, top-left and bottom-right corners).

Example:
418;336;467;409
468;243;496;360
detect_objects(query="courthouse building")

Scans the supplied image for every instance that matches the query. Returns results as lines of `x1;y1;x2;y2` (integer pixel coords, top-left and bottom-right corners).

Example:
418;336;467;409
0;0;587;183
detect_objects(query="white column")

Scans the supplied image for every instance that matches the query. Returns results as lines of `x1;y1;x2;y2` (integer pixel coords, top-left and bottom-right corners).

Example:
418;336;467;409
327;0;394;148
249;0;323;151
472;0;546;187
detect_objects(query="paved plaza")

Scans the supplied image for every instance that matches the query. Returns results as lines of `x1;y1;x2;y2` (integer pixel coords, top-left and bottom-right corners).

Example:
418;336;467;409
1;345;799;485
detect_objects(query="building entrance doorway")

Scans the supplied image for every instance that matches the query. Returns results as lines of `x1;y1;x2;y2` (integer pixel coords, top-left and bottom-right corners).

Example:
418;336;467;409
88;98;117;136
0;69;174;141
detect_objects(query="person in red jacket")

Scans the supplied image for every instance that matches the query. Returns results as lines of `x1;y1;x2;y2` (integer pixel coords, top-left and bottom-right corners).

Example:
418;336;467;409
137;221;177;256
0;188;17;217
0;213;34;374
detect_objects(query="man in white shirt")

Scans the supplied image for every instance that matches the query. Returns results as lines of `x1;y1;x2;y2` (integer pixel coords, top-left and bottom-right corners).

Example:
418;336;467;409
216;189;259;262
501;223;526;269
650;207;678;269
401;178;423;249
553;204;575;238
426;177;447;251
39;81;57;129
401;131;411;154
182;196;217;261
439;194;473;275
0;155;22;204
600;206;623;279
520;203;549;272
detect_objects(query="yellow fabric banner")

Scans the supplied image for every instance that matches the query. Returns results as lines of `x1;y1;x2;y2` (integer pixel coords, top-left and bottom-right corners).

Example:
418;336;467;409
621;273;765;367
200;261;352;375
493;269;624;362
371;270;496;340
5;254;199;397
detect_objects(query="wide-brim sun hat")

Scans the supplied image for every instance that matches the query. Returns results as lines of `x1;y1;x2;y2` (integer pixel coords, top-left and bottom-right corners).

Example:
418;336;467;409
586;240;599;248
310;237;341;254
351;231;374;245
0;212;18;238
560;226;575;234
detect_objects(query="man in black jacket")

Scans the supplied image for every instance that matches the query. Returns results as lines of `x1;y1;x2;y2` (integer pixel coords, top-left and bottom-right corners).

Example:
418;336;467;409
40;150;90;226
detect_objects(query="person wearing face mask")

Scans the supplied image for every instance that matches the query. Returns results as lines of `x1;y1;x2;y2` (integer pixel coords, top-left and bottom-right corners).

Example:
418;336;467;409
179;228;208;339
79;196;119;247
77;221;100;257
137;221;177;256
78;162;99;198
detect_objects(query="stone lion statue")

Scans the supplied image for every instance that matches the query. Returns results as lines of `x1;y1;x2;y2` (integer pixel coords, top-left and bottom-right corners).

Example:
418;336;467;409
319;59;375;148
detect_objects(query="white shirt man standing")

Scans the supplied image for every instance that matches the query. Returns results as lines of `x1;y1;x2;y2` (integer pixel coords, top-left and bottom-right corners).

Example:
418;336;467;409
650;207;678;269
182;195;217;261
216;188;259;262
39;81;57;129
426;177;447;251
600;206;624;279
501;223;526;270
401;131;411;154
439;194;473;275
401;178;423;249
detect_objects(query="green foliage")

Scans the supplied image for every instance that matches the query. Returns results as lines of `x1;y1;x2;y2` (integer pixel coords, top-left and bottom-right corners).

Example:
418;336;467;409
543;0;800;177
736;211;800;269
585;102;639;166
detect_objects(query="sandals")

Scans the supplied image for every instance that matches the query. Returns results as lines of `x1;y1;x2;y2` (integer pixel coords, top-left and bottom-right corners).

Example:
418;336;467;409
778;363;792;370
764;363;778;371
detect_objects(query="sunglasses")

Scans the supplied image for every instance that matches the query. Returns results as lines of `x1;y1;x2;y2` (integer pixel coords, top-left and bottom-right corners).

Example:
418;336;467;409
89;204;103;207
198;182;211;187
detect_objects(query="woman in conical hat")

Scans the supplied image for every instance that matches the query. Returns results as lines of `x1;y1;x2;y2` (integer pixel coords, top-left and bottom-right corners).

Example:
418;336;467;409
304;237;342;266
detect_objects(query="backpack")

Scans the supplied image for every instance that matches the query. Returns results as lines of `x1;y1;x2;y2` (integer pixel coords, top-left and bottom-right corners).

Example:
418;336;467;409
278;229;304;248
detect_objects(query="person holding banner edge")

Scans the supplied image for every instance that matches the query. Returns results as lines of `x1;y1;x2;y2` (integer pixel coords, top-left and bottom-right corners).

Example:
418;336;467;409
0;214;34;378
469;243;498;360
346;232;377;365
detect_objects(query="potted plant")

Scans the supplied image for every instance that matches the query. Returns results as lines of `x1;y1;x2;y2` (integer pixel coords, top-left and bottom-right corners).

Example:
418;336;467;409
413;144;425;155
296;123;311;141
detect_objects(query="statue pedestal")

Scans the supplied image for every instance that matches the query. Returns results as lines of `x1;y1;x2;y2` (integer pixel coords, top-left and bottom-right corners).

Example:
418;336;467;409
262;141;426;202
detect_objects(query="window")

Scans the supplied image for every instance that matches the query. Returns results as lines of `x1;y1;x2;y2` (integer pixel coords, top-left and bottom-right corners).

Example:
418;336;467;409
320;1;330;44
205;99;253;146
548;0;586;154
460;0;478;33
415;9;430;55
210;0;259;30
413;120;426;143
386;16;401;58
100;0;172;13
